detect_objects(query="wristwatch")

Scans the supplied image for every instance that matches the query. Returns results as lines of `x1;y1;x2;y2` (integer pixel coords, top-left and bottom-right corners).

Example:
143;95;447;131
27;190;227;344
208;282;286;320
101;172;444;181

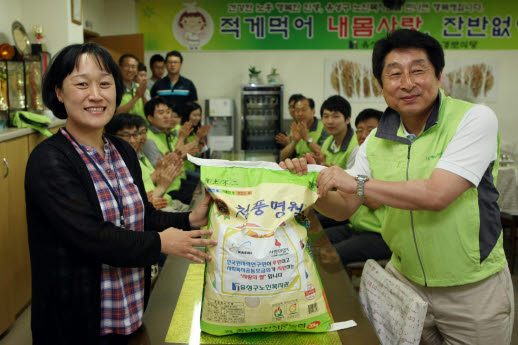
306;137;313;144
355;175;369;198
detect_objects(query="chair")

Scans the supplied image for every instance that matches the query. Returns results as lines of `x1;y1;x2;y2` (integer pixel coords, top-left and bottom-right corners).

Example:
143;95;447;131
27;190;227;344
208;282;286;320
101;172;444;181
501;213;517;273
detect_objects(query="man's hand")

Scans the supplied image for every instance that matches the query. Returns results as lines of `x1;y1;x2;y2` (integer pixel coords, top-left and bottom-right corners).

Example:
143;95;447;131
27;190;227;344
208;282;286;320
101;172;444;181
279;153;316;176
311;151;328;166
136;80;147;98
275;132;291;146
159;228;217;263
316;165;356;197
291;122;302;143
297;122;310;142
149;192;168;210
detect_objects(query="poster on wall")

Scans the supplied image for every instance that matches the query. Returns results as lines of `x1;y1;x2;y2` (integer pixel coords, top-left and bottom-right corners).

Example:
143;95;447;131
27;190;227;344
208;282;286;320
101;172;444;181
324;58;383;102
442;59;497;102
139;0;518;51
324;58;498;102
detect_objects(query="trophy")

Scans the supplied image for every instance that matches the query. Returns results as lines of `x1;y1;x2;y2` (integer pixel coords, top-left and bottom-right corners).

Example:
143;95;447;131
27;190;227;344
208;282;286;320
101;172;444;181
32;25;44;55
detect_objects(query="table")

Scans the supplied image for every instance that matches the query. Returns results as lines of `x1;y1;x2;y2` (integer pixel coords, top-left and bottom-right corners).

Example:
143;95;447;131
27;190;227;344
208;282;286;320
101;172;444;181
497;166;518;216
130;210;380;345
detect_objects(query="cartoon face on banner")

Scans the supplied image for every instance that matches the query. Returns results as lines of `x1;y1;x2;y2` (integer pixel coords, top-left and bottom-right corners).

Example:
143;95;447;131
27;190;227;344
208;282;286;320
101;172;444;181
172;3;214;51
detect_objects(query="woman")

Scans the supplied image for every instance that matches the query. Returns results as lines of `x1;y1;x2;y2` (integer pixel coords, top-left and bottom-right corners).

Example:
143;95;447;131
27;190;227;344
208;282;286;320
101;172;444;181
25;43;216;345
180;101;210;172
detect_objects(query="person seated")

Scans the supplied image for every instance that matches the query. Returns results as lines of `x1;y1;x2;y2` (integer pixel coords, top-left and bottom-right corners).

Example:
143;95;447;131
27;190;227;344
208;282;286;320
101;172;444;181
347;108;383;168
135;62;151;103
323;108;391;266
311;95;358;169
104;114;185;211
280;96;329;160
275;93;304;147
179;102;211;166
142;98;198;205
115;54;147;118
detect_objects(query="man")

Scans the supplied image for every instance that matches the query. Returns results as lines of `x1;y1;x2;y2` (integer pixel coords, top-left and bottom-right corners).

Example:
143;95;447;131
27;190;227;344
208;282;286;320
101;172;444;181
346;108;383;168
275;93;304;147
312;95;357;169
150;50;198;115
322;106;390;266
280;96;329;160
282;29;513;344
115;54;147;118
144;97;176;158
104;114;183;210
136;62;151;103
144;97;199;206
148;54;165;91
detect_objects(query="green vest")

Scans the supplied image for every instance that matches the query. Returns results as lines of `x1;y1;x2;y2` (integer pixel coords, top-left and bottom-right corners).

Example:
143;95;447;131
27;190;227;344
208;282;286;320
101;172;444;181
294;119;326;157
146;129;178;157
145;129;186;181
120;83;145;119
366;91;505;287
139;155;180;205
321;129;358;169
349;205;385;234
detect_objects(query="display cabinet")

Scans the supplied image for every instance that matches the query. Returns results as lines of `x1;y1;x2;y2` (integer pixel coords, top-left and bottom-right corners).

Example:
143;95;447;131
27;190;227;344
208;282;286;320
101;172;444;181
0;55;45;129
241;85;283;161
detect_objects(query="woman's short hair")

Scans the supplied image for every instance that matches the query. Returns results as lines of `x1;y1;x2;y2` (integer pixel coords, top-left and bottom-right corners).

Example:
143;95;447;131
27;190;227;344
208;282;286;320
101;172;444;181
42;43;124;119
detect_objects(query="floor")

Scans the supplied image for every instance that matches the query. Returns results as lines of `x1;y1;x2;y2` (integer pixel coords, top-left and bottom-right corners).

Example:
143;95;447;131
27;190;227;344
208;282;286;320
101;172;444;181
2;244;518;344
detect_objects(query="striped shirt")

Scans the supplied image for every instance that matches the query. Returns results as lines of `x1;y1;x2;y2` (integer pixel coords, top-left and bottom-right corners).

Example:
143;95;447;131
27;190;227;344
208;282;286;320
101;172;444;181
61;128;145;335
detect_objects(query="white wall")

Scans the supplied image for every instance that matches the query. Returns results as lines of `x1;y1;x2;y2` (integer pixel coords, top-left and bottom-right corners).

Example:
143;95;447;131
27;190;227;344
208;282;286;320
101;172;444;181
0;0;83;56
103;0;139;35
83;0;106;34
146;49;518;151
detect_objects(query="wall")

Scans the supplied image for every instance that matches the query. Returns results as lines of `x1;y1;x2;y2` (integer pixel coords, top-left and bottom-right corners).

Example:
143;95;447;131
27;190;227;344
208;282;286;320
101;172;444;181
145;49;518;151
0;0;83;56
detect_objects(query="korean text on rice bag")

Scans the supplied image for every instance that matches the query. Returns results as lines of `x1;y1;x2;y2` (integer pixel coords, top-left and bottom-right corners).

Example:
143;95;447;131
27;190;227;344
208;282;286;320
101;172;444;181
188;156;332;336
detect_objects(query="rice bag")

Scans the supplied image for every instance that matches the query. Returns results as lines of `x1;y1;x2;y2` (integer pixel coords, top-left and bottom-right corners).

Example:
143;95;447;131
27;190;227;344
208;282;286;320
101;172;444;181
188;156;332;336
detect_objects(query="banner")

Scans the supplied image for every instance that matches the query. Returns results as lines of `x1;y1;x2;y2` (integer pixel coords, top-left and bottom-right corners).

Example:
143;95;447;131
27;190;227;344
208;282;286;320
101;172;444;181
139;1;518;51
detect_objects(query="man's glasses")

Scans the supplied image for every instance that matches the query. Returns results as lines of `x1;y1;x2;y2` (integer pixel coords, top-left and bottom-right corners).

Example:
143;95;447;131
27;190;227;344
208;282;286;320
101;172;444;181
121;64;138;70
118;132;140;140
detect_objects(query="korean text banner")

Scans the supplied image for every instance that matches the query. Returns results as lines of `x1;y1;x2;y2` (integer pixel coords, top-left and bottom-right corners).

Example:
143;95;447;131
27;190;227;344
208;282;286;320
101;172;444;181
139;1;518;51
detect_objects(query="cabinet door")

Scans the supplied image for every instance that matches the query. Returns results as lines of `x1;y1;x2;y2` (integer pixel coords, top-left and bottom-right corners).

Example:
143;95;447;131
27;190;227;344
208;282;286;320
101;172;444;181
5;136;31;318
0;141;14;334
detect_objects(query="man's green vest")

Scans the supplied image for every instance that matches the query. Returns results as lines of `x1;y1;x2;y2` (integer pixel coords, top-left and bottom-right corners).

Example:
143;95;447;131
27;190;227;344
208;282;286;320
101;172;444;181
139;155;180;205
146;129;187;182
349;205;385;234
321;128;358;169
146;129;178;157
366;91;505;287
294;118;326;157
120;83;145;119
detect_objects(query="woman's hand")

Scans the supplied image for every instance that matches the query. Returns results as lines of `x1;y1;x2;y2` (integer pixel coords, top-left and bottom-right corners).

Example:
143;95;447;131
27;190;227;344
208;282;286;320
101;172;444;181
179;121;194;140
188;190;212;229
159;228;217;263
